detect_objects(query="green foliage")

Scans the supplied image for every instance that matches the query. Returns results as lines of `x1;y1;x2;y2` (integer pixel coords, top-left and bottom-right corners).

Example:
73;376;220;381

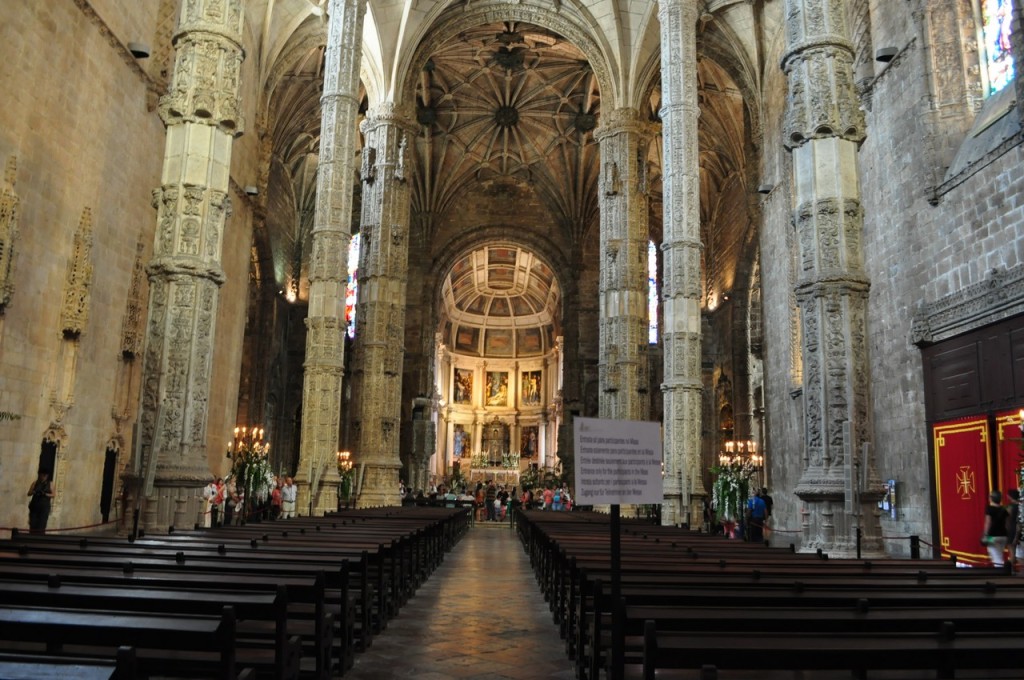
710;460;758;522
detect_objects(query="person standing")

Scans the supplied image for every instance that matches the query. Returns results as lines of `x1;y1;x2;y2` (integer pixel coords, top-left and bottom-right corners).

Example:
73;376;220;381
746;489;767;543
542;485;554;510
1007;488;1021;575
485;480;497;521
982;490;1010;567
270;477;283;520
211;478;225;527
202;477;218;528
27;471;55;534
281;476;297;519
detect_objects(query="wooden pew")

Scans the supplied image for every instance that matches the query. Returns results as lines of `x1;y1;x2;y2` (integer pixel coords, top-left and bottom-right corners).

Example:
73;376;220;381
640;619;1024;680
0;580;300;680
0;506;469;678
0;647;135;680
0;605;237;679
516;510;1024;680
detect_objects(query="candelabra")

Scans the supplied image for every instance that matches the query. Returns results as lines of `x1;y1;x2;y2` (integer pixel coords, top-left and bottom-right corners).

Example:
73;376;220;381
226;426;271;523
718;439;759;466
337;450;354;509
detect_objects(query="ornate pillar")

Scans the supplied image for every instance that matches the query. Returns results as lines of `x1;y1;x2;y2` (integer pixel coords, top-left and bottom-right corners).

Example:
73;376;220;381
594;108;654;424
295;0;366;515
783;0;884;556
351;104;416;507
658;0;704;527
138;0;244;530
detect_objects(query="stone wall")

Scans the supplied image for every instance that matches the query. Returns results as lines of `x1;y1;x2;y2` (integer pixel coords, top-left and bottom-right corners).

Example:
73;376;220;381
759;1;1024;555
0;1;256;534
860;35;1024;554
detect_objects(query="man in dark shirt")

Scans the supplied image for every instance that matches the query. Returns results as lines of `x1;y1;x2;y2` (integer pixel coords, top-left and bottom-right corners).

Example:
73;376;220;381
760;487;774;520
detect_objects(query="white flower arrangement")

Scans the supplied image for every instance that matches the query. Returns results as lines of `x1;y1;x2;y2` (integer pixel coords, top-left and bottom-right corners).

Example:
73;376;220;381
710;459;759;522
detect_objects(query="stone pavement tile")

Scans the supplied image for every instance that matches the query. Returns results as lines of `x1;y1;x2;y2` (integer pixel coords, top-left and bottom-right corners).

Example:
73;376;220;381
344;522;575;679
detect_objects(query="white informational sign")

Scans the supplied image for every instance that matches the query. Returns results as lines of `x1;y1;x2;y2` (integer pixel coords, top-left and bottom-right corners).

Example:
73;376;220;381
574;417;663;505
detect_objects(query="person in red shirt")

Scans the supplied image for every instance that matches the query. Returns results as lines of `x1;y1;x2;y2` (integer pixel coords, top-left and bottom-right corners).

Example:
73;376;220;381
542;486;554;510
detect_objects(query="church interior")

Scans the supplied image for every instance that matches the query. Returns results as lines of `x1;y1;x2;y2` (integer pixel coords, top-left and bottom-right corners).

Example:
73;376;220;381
1;0;1023;566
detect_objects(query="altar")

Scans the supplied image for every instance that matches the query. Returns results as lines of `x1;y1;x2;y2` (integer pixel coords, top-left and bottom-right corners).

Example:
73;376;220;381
467;467;520;488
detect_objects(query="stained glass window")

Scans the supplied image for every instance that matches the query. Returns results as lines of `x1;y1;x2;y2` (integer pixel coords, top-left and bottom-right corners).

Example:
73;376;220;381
982;0;1015;95
648;240;658;344
346;233;360;338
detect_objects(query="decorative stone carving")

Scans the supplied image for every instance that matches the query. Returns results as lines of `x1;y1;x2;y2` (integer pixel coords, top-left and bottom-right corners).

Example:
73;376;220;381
361;146;376;183
784;0;883;556
911;265;1024;345
61;208;94;338
136;0;245;529
158;0;245;135
0;156;19;315
349;101;416;507
121;239;147;357
781;0;865;149
657;0;704;527
296;0;368;512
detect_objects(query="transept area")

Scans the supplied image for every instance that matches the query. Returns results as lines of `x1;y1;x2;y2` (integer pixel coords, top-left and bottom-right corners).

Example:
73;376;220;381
1;0;1023;562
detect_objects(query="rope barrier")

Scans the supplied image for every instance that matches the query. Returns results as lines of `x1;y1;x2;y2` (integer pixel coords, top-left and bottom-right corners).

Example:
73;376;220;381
0;512;122;535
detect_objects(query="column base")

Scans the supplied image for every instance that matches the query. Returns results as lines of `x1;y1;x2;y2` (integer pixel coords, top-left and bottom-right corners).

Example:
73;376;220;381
356;463;401;508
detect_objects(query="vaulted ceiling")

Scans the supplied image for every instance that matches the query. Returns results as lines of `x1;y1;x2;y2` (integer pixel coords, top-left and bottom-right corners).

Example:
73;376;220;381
250;0;765;329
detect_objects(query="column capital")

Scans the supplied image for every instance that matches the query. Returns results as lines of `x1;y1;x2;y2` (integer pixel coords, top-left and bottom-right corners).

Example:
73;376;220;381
782;0;865;148
360;102;418;132
594;107;658;141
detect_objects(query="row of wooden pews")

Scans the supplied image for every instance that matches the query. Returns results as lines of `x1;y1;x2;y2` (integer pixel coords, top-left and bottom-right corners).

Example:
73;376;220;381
0;506;471;679
516;510;1024;680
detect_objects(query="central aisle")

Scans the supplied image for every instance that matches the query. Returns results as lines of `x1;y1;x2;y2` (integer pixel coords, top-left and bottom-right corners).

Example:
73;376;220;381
344;520;576;679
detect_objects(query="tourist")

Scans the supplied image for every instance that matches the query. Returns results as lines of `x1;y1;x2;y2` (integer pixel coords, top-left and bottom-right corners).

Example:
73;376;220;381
222;479;237;526
981;490;1009;567
485;480;497;521
270;477;282;520
202;477;218;527
474;483;485;521
1007;489;1021;574
212;478;225;527
746;489;767;543
27;471;55;534
281;476;297;519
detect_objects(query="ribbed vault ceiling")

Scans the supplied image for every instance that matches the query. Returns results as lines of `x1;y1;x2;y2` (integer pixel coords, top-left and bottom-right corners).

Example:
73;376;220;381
258;7;754;319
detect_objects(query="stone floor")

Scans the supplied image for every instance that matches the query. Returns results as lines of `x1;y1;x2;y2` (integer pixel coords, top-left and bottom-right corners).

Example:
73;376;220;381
343;519;575;680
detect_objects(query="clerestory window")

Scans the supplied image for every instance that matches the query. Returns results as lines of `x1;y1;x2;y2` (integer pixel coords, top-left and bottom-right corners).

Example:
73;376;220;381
976;0;1015;96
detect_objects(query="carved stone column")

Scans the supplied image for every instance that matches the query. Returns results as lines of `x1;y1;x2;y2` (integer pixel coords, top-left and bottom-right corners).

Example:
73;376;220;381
351;104;415;507
138;0;244;530
295;0;366;516
783;0;884;556
410;397;435;493
594;108;654;425
657;0;704;527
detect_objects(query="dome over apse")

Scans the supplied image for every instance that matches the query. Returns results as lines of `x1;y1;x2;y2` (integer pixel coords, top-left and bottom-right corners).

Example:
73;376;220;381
440;245;560;358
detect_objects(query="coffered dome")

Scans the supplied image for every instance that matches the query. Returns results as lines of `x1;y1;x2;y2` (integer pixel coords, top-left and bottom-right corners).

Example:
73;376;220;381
440;245;560;358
